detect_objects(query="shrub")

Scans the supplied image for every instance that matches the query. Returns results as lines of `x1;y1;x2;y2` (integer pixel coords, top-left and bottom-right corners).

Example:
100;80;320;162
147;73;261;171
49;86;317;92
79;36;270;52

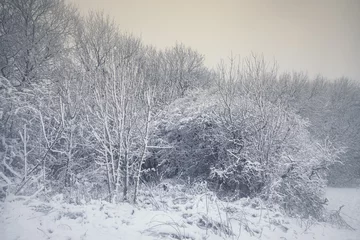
148;89;341;218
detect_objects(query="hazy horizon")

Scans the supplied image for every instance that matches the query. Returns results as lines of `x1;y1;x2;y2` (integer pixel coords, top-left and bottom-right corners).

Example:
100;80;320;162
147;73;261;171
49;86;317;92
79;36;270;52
67;0;360;81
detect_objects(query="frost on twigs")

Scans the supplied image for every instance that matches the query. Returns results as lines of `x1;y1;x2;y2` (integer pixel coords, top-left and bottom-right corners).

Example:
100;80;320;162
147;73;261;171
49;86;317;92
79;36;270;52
327;205;356;230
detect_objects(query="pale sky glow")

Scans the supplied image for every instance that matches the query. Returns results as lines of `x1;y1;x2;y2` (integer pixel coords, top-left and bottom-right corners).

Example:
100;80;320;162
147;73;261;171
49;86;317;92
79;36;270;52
67;0;360;80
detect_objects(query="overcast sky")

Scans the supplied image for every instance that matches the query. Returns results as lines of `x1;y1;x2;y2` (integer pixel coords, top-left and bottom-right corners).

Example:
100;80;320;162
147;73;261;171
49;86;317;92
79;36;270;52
68;0;360;80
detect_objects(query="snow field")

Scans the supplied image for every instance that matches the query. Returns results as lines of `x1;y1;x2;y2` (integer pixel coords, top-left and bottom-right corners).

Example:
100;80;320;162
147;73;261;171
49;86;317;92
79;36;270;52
1;185;359;240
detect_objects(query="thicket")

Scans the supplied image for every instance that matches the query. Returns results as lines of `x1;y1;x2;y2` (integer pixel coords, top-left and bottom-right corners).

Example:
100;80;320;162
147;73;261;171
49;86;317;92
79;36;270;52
1;0;359;219
147;58;343;218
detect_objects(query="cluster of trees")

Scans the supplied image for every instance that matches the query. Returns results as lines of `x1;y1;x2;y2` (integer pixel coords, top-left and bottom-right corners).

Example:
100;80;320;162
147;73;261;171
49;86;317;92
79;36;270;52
1;0;359;218
0;0;208;203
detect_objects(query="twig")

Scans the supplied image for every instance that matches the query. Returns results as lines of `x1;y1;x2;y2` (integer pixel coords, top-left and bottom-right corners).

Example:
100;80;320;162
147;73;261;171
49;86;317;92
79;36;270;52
37;227;50;239
15;125;64;195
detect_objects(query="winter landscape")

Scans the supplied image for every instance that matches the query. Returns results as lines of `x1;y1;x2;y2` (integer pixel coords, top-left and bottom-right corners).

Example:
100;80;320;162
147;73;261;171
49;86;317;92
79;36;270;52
1;0;360;239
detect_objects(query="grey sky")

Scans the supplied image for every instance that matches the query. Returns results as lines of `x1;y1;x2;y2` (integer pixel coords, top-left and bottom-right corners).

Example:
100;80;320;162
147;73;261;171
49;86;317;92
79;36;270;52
68;0;360;80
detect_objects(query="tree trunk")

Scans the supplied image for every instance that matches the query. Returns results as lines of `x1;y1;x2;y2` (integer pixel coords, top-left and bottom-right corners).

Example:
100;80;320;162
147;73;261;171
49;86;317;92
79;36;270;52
104;144;113;202
123;146;129;201
133;90;152;203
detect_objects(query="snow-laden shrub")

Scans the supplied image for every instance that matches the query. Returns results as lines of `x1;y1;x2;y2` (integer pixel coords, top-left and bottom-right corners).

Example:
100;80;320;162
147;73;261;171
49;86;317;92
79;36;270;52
146;91;219;181
149;90;341;219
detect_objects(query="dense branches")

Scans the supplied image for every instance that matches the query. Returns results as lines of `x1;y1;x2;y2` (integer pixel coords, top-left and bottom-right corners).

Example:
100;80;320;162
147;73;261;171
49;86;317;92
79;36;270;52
0;0;77;87
149;58;342;217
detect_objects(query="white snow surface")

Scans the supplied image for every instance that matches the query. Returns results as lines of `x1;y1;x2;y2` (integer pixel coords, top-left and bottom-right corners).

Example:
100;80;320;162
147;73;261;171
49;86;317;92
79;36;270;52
0;186;359;240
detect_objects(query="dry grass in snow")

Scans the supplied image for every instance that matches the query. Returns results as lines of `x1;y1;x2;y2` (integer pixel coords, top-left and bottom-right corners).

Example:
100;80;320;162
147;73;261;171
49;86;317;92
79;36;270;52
1;184;359;240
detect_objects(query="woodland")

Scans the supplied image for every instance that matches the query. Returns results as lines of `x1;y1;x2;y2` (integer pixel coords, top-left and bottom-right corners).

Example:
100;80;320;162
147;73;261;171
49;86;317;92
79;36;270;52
1;0;360;221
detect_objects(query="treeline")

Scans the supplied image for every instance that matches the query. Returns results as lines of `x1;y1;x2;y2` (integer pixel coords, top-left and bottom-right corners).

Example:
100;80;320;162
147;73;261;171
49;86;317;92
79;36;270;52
0;0;359;218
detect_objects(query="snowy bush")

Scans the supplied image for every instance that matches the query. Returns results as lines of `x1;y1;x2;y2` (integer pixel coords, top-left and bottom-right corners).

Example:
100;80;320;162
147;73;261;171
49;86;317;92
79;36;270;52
150;88;341;218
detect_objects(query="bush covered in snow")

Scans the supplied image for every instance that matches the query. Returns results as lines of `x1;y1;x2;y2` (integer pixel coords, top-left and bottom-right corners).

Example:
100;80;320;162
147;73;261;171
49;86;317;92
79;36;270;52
148;87;341;218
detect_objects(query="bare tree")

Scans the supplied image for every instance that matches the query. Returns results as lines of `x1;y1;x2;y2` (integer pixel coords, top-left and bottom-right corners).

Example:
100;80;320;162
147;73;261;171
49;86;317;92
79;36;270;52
0;0;77;87
160;43;205;99
133;88;152;203
75;11;152;202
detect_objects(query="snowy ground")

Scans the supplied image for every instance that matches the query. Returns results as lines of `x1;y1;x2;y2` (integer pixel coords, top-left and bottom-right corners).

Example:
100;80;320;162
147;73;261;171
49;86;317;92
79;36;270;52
0;186;359;240
326;188;360;235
